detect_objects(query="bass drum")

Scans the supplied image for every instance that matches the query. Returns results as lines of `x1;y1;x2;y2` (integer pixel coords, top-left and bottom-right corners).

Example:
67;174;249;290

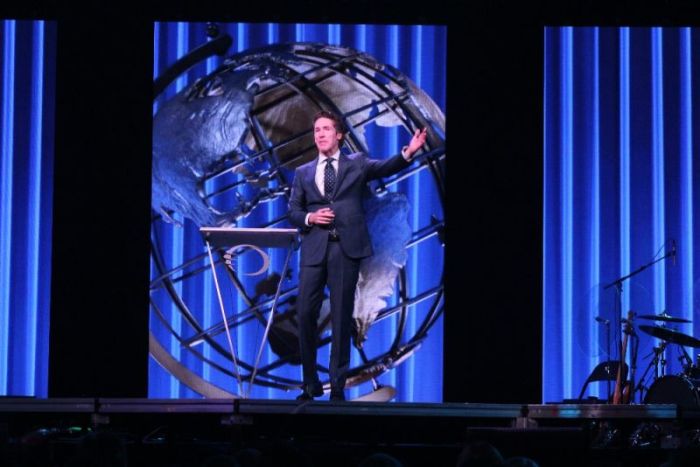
644;375;700;407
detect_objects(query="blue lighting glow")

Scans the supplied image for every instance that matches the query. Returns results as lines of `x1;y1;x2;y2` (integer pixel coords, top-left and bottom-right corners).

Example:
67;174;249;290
619;27;631;317
328;24;340;45
651;28;666;315
543;26;700;403
559;26;573;398
587;27;601;382
0;20;16;395
679;29;694;328
25;20;45;395
1;20;55;397
267;23;278;43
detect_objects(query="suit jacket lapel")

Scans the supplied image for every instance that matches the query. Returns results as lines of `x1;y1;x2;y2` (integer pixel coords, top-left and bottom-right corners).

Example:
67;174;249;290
305;161;324;199
332;153;350;199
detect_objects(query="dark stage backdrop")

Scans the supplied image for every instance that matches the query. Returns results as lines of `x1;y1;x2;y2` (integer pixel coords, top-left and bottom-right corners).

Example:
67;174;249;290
444;21;543;404
544;27;700;403
150;22;446;402
0;19;56;397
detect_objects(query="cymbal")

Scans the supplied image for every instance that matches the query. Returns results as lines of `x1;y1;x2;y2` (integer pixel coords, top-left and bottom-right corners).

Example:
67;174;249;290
636;311;691;324
639;325;700;348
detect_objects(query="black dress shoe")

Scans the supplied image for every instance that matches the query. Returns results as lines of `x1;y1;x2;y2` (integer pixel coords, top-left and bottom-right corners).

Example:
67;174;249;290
296;383;324;400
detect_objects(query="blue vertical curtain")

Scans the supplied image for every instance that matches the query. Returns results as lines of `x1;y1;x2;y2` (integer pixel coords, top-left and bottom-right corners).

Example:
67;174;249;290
150;22;446;402
0;20;56;397
544;27;700;403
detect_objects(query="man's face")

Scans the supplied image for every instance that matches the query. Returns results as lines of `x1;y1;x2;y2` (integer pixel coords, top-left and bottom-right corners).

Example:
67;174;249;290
314;117;343;156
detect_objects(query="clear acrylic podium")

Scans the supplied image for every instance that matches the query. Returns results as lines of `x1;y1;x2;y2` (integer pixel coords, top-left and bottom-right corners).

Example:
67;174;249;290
200;227;298;397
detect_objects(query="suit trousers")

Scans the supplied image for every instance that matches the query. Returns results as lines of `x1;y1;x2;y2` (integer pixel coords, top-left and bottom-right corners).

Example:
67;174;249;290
297;239;360;393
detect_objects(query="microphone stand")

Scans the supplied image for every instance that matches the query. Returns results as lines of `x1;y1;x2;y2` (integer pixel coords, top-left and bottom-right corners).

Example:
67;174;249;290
630;328;639;402
603;248;674;403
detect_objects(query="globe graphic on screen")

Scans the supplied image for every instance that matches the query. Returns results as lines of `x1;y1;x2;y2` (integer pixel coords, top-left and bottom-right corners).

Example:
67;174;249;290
150;38;445;401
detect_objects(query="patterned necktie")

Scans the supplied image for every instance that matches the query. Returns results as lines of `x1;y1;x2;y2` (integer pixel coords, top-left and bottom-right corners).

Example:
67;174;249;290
324;158;336;199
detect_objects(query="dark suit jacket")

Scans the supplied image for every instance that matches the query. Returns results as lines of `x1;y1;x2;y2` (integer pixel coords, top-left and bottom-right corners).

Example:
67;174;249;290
288;151;410;266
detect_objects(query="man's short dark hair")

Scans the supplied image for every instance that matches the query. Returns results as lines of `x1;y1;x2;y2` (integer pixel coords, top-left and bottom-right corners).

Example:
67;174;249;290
313;110;347;145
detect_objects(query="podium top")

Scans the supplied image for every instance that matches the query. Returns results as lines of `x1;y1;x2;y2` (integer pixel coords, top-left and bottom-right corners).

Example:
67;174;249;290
200;227;298;249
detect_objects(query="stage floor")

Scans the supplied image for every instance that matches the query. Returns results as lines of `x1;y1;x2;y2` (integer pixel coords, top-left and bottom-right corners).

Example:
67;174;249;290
2;398;700;466
0;397;690;416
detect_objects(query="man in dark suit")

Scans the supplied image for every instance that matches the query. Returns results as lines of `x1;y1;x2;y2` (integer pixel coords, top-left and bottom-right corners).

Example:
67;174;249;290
288;110;427;401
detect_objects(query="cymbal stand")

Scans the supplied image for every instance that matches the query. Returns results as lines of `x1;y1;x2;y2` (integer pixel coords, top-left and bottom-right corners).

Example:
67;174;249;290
661;348;668;377
679;345;694;375
634;340;668;402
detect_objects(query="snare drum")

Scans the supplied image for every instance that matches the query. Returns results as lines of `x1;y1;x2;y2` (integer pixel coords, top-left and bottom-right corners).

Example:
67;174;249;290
644;375;700;407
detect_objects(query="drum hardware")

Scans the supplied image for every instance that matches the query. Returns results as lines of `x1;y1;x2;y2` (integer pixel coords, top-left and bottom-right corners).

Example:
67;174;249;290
634;341;669;402
638;325;700;348
679;346;695;375
660;348;667;378
635;321;700;406
690;354;700;379
644;374;700;407
637;311;691;324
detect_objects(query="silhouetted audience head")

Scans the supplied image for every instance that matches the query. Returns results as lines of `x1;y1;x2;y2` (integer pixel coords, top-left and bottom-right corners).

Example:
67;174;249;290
456;441;505;467
357;452;404;467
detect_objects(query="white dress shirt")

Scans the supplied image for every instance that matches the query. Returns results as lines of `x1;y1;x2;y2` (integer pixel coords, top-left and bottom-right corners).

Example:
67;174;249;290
304;150;340;226
315;151;340;196
304;148;411;226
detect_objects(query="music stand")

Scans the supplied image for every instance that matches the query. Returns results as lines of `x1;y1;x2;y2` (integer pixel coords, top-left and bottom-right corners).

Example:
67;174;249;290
200;227;298;398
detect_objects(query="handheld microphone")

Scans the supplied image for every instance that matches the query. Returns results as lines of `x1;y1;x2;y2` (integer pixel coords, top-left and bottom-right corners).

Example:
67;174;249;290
595;316;610;325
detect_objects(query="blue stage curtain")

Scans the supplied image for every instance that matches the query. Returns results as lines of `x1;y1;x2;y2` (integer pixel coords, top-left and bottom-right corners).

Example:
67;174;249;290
544;27;700;403
0;20;56;397
150;22;446;402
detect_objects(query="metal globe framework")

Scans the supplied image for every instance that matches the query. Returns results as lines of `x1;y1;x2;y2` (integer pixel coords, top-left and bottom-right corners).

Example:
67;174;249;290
149;34;446;400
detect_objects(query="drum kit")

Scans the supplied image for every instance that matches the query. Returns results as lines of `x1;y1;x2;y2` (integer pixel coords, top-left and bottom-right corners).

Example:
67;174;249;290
595;241;700;406
625;311;700;407
593;241;700;406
